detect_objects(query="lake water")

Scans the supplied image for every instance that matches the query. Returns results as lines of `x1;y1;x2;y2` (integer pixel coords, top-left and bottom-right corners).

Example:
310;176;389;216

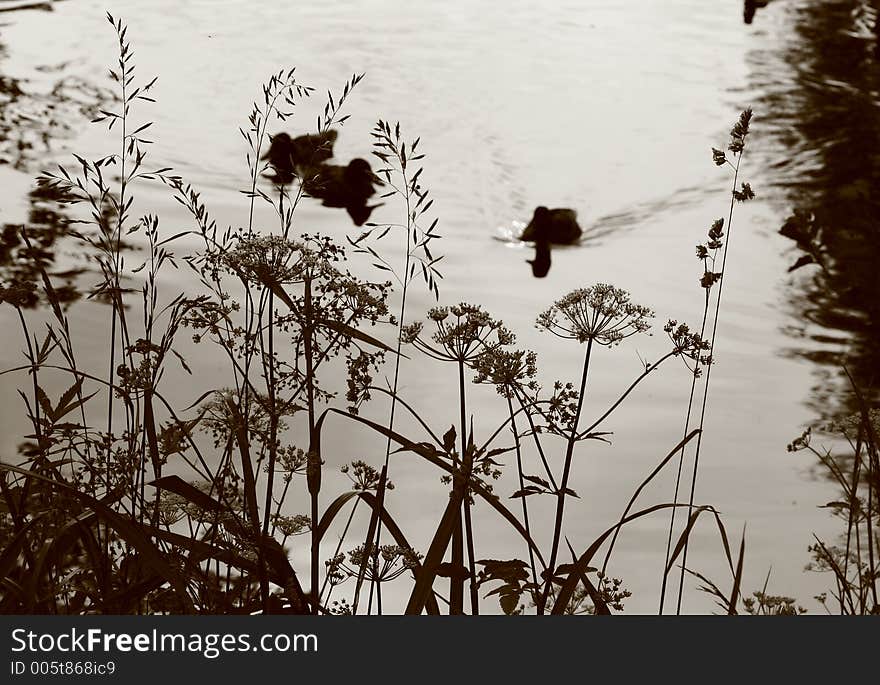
2;0;876;613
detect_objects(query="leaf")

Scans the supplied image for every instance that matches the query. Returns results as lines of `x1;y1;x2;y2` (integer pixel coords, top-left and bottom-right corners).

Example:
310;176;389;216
476;558;529;586
485;445;514;460
149;475;225;514
563;540;611;615
317;318;406;357
728;526;746;615
599;430;701;578
511;486;544;499
499;592;520;615
523;474;550;489
405;491;460;615
435;562;471;580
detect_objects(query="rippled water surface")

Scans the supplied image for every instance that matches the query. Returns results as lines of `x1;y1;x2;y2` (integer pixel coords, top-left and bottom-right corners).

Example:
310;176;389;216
3;0;877;612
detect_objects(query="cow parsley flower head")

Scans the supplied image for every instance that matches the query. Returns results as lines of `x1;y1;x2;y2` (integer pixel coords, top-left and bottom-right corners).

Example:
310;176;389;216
405;302;514;363
536;284;653;346
472;348;538;397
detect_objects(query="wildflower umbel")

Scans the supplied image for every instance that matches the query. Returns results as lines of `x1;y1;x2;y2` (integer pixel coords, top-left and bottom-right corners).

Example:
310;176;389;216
325;544;422;584
664;319;712;375
536;284;653;346
472;348;539;397
341;460;394;491
401;303;515;363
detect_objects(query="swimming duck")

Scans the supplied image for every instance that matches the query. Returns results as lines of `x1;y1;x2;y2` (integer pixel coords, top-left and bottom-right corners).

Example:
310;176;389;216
527;239;551;278
302;158;382;208
262;129;338;181
519;206;582;244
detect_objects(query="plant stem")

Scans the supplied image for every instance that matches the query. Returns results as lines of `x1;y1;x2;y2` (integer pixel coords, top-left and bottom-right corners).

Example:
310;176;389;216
358;159;413;615
674;151;743;614
304;277;319;614
459;359;478;615
507;393;539;597
540;337;594;613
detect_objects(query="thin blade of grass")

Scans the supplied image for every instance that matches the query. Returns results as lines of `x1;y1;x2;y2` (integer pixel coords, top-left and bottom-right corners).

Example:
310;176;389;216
728;525;746;615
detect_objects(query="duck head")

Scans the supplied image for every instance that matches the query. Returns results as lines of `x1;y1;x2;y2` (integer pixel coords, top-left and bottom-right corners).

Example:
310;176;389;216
344;158;382;197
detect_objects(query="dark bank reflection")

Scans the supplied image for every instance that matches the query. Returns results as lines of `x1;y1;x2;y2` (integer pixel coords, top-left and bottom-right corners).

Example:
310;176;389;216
0;184;85;308
262;129;383;226
0;18;110;307
747;0;880;417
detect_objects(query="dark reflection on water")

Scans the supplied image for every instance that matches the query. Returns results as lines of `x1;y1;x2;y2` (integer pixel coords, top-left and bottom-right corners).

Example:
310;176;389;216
0;19;111;307
743;0;774;25
749;0;880;417
0;183;85;308
526;240;551;278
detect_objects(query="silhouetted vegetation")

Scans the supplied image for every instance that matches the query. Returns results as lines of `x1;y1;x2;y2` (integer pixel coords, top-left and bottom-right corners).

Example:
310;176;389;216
1;13;849;617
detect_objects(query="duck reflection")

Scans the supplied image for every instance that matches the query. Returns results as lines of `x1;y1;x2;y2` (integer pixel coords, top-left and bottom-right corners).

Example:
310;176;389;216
262;129;382;226
743;0;772;25
527;239;551;278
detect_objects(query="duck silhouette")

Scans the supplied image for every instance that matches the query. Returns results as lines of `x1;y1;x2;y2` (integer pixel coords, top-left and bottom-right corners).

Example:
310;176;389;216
301;158;384;227
527;239;551;278
519;206;582;244
262;129;338;182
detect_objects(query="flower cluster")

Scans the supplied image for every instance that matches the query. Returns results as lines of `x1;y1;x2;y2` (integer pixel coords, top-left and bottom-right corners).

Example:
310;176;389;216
472;348;538;397
541;380;581;435
536;284;653;346
732;182;756;203
346;349;385;414
786;427;811;453
664;320;711;375
696;219;725;290
565;573;632;614
325;543;422;584
743;591;806;616
220;233;303;285
340;460;393;492
403;303;514;363
328;598;353;615
712;107;753;166
271;445;308;485
272;513;311;537
728;108;752;154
